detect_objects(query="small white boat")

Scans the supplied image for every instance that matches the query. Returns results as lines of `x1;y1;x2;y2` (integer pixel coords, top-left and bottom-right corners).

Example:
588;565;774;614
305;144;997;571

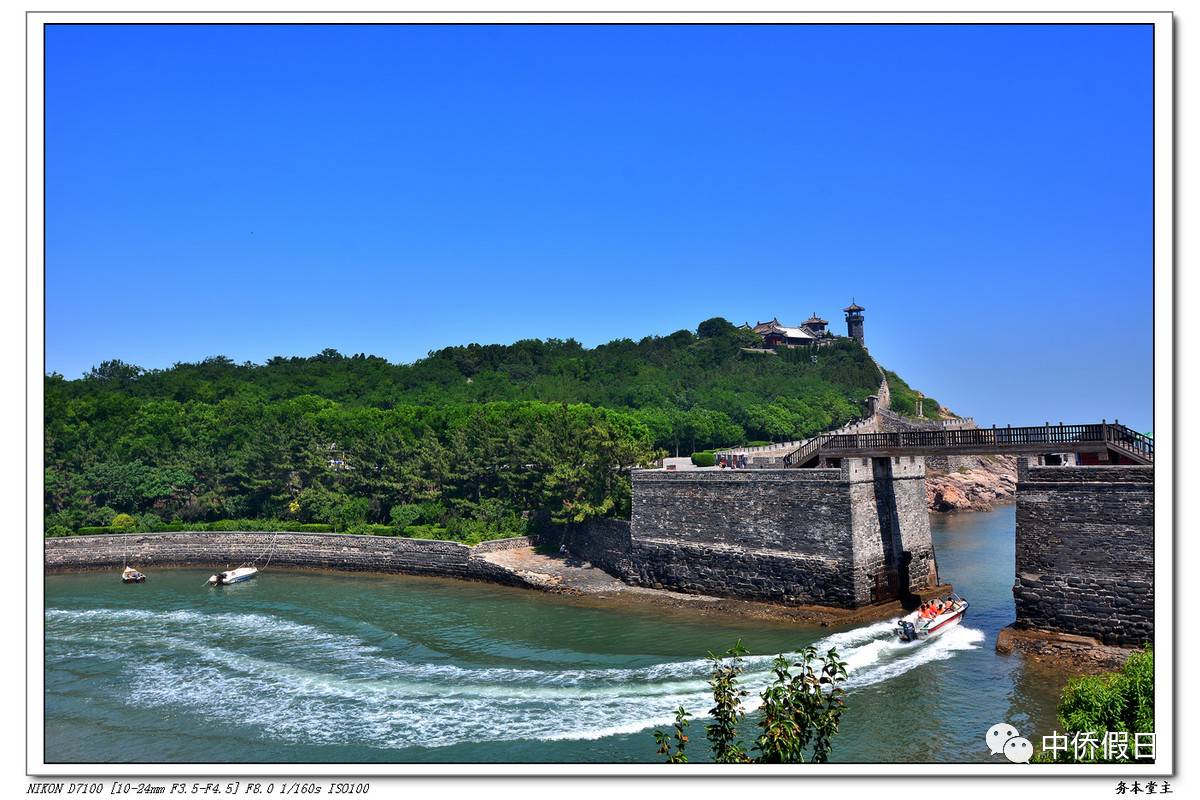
896;594;968;642
208;566;258;586
121;567;146;584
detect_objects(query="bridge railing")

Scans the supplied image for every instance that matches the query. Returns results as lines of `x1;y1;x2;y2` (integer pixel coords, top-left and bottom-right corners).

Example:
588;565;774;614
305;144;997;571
819;423;1111;453
782;420;1153;467
1104;423;1154;461
783;434;831;467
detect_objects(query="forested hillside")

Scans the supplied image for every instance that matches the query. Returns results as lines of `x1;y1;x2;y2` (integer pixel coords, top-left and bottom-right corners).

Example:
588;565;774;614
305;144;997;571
44;317;930;540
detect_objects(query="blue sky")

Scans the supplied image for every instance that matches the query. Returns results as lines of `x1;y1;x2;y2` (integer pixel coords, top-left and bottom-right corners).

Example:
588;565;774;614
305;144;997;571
45;24;1154;430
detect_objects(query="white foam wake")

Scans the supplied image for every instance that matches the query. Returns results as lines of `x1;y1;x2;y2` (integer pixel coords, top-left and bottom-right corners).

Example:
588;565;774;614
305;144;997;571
46;606;984;750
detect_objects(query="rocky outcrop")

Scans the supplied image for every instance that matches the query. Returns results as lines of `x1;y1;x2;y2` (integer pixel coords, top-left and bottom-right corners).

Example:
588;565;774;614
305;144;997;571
926;455;1017;511
995;625;1135;672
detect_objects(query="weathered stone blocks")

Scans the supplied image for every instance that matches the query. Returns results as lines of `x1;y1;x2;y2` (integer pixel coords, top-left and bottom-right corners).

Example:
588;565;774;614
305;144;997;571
1014;463;1154;647
623;459;935;608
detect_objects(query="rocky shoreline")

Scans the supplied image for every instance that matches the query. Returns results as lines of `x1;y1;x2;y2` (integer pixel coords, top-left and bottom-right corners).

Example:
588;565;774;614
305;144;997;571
995;625;1135;672
926;455;1018;512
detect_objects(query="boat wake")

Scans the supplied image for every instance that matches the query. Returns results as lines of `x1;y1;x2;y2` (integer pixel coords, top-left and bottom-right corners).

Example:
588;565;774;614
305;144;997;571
45;606;984;751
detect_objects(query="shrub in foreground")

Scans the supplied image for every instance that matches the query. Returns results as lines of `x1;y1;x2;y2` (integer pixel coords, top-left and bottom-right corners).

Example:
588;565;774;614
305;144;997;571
654;642;848;764
1033;644;1154;763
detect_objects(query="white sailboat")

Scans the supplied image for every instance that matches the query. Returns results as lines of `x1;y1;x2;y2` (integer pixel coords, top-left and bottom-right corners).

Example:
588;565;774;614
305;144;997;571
119;534;145;583
207;531;279;586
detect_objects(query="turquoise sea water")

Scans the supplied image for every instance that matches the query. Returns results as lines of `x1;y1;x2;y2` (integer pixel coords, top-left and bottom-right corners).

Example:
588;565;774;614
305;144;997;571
44;505;1068;763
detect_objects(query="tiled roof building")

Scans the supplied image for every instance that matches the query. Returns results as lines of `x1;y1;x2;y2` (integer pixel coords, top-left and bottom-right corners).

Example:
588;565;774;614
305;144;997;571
744;303;865;348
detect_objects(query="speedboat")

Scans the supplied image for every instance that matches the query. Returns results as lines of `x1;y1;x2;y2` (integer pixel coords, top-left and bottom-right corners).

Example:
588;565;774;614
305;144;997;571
896;594;968;642
208;566;258;586
121;567;146;584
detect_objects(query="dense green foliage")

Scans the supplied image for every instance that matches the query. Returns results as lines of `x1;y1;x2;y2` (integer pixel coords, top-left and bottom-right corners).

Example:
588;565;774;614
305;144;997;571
44;397;657;540
45;320;895;537
653;641;849;764
1033;645;1154;763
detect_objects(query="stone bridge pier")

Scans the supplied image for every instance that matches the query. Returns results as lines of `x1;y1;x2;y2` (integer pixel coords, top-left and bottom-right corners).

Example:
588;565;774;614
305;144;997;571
628;456;936;608
1009;461;1154;650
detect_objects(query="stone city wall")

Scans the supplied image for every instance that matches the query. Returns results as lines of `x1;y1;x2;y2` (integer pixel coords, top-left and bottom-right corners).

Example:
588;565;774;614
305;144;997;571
625;460;934;607
554;518;636;579
1013;463;1154;647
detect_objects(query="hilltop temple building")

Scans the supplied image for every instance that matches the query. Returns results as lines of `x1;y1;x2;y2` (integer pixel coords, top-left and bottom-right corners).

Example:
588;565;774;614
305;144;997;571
745;302;866;349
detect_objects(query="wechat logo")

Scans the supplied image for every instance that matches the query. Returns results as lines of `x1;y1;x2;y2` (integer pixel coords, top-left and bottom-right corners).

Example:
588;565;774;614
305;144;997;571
986;723;1031;763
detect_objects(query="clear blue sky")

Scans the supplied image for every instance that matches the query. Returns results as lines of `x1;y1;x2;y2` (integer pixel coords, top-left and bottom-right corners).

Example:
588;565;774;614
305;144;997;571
46;24;1154;430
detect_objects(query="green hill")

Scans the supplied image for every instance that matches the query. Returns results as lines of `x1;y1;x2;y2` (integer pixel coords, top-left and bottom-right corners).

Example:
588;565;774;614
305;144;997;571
43;317;934;540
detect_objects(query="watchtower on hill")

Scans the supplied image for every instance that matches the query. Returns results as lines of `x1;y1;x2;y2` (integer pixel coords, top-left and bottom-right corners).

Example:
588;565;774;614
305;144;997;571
844;302;865;344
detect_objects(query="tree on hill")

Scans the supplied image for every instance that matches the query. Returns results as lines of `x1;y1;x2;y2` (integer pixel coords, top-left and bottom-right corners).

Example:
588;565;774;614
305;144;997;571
697;317;735;338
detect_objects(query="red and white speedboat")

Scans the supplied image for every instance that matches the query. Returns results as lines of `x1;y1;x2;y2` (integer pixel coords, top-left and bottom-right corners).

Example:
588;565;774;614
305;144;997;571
895;594;968;642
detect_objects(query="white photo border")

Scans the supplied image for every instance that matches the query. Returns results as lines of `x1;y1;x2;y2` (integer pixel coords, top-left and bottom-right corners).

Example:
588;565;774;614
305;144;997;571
25;7;1175;778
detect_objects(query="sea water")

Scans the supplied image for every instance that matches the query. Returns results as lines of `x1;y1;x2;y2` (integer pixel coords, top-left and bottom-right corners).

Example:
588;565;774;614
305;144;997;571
43;505;1068;763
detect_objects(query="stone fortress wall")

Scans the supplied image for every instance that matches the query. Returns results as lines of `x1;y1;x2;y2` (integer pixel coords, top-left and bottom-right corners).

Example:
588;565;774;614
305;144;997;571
1013;463;1154;647
628;468;858;606
557;517;636;579
616;457;935;607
